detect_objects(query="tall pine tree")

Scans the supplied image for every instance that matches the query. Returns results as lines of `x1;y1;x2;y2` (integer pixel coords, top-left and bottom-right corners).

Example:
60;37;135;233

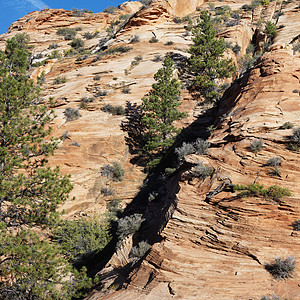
189;10;236;102
141;56;186;163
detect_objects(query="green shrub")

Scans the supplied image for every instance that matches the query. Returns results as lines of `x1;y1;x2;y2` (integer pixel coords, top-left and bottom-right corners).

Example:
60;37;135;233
292;219;300;231
250;139;263;153
130;241;151;258
268;166;281;177
281;121;294;129
149;36;159;43
106;46;132;55
265;257;296;280
64;107;81;122
53;76;67;85
70;38;84;49
56;28;77;40
103;6;116;14
101;104;125;115
93;75;101;81
117;214;144;241
48;50;62;59
83;32;99;39
267;157;281;167
95;90;108;97
264;21;277;40
261;0;270;4
52;217;111;263
130;35;140;44
234;183;292;202
101;162;125;181
80;97;95;108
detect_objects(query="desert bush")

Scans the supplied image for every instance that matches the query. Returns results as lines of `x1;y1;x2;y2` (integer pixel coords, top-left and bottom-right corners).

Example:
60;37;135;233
101;104;126;115
281;121;294;129
293;42;300;53
232;44;241;54
48;50;62;59
292;219;300;231
100;187;114;196
71;142;80;147
122;86;131;94
234;183;291;202
165;40;174;45
265;257;296;280
103;6;116;14
192;161;213;178
56;28;77;40
130;241;151;258
267;157;282;167
80;96;95;108
93;75;101;81
130;35;140;43
153;54;163;62
175;142;195;159
117;214;144;240
101;162;125;181
48;43;58;49
194;138;210;155
53;76;67;85
72;8;93;17
64;107;81;122
268;167;281;177
95;90;108;97
149;36;159;43
76;54;89;61
250;139;263;153
106;46;132;55
264;21;277;40
261;296;281;300
226;20;240;27
83;32;98;39
291;127;300;144
70;38;84;49
52;217;111;263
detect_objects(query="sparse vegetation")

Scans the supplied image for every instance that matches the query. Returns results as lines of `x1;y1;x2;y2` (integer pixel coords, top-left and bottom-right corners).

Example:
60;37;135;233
122;86;131;94
83;31;99;39
165;40;174;45
281;121;294;129
95;90;108;97
292;219;300;231
53;76;67;85
153;54;163;62
103;6;116;14
101;187;114;196
72;8;93;17
64;107;81;122
192;161;213;178
52;217;111;263
194;138;210;155
291;127;300;144
264;21;278;40
267;157;281;167
70;38;84;49
93;75;101;81
130;241;151;258
234;183;292;202
265;257;296;280
250;139;263;153
149;36;159;43
117;214;144;241
175;142;195;159
130;35;140;44
101;162;125;181
106;46;132;55
56;27;77;40
80;96;95;108
268;166;281;177
101;104;126;115
48;43;58;49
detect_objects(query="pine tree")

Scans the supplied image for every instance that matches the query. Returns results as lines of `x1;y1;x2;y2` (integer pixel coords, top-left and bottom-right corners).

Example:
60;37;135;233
141;56;186;162
188;10;236;102
0;34;94;299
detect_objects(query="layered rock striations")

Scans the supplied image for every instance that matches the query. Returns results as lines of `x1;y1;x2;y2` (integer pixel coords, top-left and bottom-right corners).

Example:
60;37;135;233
1;0;299;299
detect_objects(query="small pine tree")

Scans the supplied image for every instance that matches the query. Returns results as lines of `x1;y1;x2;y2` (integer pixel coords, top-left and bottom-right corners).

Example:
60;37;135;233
188;10;236;102
141;56;186;160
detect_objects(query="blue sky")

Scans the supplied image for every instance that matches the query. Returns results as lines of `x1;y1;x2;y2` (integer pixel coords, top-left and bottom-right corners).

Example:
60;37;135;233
0;0;126;34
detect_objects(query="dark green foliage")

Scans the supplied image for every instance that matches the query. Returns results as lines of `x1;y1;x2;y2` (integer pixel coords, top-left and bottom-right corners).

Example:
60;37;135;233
101;162;125;181
292;219;300;231
117;214;144;241
265;257;296;280
250;139;263;153
264;21;277;40
281;121;294;129
101;104;126;115
106;46;132;55
70;38;84;49
140;56;186;158
52;217;111;263
149;36;159;43
64;107;81;121
0;33;91;299
56;28;77;40
130;241;151;258
103;6;116;14
53;76;66;84
188;11;235;102
234;183;292;202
